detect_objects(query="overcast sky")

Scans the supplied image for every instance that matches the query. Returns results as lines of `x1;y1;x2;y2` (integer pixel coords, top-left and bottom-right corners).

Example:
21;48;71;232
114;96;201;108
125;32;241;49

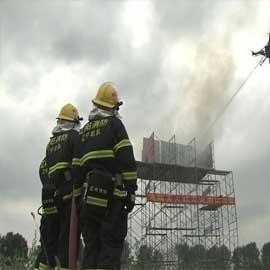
1;0;270;249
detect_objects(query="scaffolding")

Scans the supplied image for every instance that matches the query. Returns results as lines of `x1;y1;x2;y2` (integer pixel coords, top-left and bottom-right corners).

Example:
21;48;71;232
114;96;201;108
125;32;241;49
127;133;239;269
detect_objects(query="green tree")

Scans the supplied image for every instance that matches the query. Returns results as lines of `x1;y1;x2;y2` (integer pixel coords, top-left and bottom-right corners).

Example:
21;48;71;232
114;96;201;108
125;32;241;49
0;232;28;259
152;249;164;269
175;243;191;269
121;240;134;267
136;245;164;270
189;244;207;269
242;242;261;270
217;245;231;270
205;245;231;270
136;245;153;269
206;245;220;269
0;232;28;269
232;246;244;270
262;242;270;270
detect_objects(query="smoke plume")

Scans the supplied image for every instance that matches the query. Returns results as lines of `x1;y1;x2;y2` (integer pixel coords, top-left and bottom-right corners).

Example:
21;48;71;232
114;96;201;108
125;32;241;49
179;41;235;149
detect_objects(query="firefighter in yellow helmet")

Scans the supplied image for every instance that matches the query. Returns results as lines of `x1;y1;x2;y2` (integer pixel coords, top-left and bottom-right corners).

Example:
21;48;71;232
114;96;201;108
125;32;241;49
36;103;82;270
79;82;137;269
92;82;122;109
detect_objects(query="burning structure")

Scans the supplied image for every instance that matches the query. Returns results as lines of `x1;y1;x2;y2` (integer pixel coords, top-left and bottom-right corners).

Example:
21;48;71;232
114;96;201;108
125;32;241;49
127;133;239;268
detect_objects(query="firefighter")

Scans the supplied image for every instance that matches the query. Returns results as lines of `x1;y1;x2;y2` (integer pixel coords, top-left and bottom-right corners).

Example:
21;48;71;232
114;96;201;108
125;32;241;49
79;82;137;270
45;103;82;269
35;158;60;270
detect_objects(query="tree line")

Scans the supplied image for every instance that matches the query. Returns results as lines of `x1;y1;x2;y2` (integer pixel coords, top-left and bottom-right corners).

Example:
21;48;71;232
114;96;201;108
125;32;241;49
1;231;270;269
121;241;270;270
0;232;39;269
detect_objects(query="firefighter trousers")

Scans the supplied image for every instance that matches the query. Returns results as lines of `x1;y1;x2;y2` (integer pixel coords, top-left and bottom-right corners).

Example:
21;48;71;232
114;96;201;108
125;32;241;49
81;197;128;270
35;213;59;269
56;200;71;269
35;198;74;269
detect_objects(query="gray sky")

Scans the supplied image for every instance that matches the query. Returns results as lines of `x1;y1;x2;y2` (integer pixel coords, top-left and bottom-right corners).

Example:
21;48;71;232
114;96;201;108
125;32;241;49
0;0;270;248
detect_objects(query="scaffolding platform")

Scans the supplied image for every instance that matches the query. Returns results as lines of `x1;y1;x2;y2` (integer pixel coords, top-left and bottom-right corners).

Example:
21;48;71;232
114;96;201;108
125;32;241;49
146;192;235;206
136;161;230;184
200;205;223;211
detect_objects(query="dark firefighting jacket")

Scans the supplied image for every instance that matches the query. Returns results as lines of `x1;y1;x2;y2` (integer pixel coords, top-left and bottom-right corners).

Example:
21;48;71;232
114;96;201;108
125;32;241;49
38;158;59;269
79;115;137;208
45;130;81;202
39;158;58;215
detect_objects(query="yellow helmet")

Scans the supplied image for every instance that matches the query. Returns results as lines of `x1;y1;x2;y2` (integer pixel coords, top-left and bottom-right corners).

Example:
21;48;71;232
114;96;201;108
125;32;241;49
92;82;122;109
57;103;82;122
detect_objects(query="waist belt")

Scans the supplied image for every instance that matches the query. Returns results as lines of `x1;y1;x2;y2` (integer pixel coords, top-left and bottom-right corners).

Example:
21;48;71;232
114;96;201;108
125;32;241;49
86;168;113;180
85;169;123;184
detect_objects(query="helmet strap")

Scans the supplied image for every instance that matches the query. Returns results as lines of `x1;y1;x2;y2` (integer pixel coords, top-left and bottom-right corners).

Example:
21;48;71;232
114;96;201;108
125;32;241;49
115;101;123;111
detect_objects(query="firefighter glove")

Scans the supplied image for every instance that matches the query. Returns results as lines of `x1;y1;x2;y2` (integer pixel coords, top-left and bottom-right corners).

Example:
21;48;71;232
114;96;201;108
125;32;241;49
125;192;136;213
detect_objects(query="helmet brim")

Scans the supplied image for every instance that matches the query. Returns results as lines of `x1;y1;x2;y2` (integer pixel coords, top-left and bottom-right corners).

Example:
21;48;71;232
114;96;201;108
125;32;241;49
92;99;115;109
56;116;75;121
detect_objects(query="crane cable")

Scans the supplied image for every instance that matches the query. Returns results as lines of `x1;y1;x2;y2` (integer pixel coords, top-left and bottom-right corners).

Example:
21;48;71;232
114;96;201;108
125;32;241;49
201;58;262;139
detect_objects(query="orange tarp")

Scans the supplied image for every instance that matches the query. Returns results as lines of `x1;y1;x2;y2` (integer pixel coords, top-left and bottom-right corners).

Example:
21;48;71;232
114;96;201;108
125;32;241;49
146;193;235;206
